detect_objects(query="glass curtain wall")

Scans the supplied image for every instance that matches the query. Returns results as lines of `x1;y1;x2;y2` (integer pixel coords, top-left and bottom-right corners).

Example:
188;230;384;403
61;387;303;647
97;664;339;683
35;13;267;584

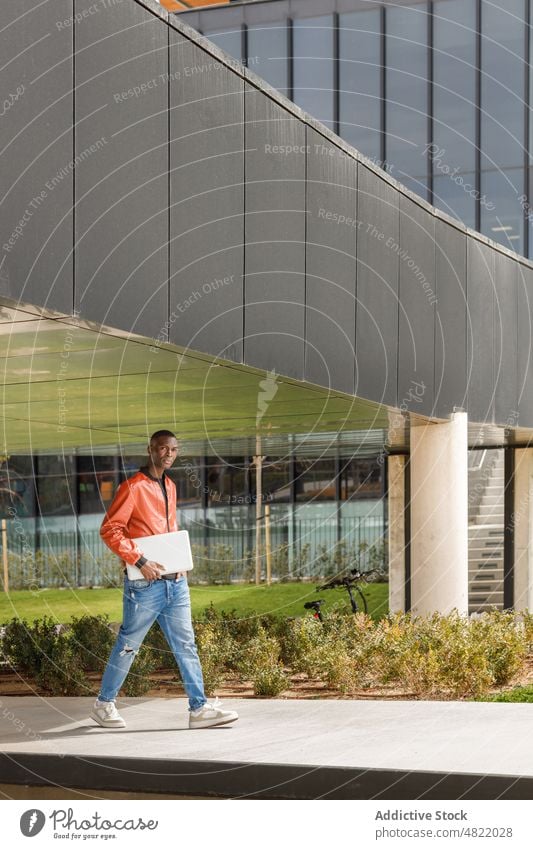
200;0;533;258
1;452;386;586
480;0;526;252
385;2;429;199
339;9;382;162
432;0;477;228
292;15;335;132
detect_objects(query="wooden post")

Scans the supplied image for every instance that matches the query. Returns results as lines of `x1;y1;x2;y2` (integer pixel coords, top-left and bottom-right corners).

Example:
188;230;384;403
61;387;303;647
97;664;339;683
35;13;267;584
2;519;8;593
265;502;272;585
254;434;263;585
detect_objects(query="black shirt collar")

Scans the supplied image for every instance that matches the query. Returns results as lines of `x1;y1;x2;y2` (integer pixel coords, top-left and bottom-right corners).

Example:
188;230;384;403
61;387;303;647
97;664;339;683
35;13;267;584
139;465;166;483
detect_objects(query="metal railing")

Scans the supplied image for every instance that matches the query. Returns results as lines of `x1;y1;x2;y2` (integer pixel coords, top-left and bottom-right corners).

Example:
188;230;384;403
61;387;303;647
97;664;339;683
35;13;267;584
1;516;386;588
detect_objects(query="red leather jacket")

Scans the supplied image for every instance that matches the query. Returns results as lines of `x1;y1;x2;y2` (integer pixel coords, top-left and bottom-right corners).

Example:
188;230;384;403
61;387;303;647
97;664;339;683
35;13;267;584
100;467;178;566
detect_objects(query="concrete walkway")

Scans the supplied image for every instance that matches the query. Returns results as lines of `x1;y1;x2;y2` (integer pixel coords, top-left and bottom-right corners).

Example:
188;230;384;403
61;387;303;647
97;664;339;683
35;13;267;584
1;697;532;799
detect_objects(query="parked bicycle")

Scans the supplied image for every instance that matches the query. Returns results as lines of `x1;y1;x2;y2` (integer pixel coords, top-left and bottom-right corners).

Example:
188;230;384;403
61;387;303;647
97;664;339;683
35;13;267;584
303;569;377;620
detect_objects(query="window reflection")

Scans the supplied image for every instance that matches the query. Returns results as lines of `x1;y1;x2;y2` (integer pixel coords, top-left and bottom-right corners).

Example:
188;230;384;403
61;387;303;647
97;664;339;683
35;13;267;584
0;456;34;517
480;0;526;170
340;459;382;501
294;458;336;502
432;0;476;177
433;173;477;229
36;456;76;516
339;9;382;161
480;167;524;253
202;27;243;62
247;22;288;97
78;457;118;514
385;3;429;198
293;15;335;130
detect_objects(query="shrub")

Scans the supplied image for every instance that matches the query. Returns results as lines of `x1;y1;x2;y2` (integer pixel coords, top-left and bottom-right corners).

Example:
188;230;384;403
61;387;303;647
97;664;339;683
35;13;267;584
1;618;43;676
235;626;288;697
484;686;533;703
9;617;89;695
69;614;115;673
195;621;225;696
470;610;527;685
253;664;289;697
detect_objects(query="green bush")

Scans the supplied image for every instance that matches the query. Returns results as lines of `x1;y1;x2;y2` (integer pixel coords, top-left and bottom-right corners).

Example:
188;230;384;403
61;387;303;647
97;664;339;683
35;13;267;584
69;614;115;673
2;617;88;695
236;626;289;697
253;664;289;697
2;617;43;677
194;621;226;696
483;686;533;703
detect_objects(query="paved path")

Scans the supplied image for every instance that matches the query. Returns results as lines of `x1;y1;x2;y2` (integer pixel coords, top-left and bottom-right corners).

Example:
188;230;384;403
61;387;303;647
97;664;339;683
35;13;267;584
1;697;532;798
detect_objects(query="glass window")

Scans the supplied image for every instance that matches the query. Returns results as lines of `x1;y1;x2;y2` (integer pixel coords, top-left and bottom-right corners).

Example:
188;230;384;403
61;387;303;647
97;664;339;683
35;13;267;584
385;3;429;198
203;27;243;63
340;458;382;501
78;457;118;515
170;458;203;509
294;458;337;502
205;457;249;506
433;172;477;229
36;456;76;516
480;0;526;170
293;15;335;131
339;9;382;161
261;459;290;503
247;22;289;97
432;0;477;179
480;167;524;252
0;456;35;517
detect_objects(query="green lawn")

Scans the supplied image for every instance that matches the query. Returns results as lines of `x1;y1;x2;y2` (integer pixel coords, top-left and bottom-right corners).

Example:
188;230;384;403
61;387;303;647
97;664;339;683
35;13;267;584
0;581;388;625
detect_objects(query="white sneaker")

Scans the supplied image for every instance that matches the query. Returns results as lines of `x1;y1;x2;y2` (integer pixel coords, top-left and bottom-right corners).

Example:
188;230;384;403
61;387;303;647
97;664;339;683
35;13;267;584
90;699;126;728
189;697;239;729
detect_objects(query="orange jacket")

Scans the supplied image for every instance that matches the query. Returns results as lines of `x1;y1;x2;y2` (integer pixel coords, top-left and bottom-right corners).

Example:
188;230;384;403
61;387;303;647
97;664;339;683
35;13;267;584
100;468;178;566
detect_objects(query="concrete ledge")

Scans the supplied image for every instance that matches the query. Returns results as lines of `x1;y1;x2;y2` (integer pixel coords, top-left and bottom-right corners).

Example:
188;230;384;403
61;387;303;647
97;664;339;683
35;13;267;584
2;752;533;800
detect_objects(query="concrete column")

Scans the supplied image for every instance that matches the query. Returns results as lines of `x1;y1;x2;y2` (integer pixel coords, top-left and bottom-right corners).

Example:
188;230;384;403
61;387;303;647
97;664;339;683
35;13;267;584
387;455;407;613
512;448;533;612
410;411;469;615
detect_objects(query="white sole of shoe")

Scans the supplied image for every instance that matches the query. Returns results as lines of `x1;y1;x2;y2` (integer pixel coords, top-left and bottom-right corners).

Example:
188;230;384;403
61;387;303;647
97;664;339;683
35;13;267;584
189;714;239;730
90;710;126;729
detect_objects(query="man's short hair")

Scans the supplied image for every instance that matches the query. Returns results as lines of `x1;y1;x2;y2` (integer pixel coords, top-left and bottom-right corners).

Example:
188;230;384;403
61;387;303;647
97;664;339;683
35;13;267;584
150;429;177;442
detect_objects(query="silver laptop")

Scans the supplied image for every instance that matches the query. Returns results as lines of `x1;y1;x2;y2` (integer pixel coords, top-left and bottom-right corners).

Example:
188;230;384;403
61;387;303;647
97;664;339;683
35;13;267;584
126;530;194;580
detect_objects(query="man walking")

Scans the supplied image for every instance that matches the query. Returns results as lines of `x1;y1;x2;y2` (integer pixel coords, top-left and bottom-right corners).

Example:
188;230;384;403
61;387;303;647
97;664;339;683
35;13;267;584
90;429;238;730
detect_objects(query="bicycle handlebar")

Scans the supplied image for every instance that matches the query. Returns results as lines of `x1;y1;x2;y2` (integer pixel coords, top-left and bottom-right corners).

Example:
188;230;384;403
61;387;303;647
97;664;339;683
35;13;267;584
317;568;376;591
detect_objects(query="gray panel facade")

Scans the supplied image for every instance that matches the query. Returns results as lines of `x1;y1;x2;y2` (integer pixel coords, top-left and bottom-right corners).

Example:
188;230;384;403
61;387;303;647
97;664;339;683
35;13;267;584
74;0;168;338
169;33;244;363
434;220;467;416
244;86;306;379
355;165;399;409
0;0;73;313
493;251;518;427
3;0;533;431
466;240;495;424
397;195;436;418
517;263;533;427
305;128;357;394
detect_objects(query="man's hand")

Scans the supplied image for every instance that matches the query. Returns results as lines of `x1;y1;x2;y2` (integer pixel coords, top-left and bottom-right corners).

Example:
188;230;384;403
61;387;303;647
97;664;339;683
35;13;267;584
139;561;165;580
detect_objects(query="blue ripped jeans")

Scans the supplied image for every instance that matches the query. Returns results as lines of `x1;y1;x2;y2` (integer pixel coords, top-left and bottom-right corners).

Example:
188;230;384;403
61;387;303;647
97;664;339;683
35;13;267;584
98;576;207;711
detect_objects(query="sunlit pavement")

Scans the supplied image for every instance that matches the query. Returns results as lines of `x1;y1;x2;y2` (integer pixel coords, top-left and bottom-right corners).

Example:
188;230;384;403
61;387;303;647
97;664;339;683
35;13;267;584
1;697;532;799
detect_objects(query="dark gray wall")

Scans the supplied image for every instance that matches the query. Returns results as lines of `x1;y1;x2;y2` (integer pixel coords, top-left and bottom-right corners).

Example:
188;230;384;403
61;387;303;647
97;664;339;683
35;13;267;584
2;0;533;431
0;0;73;313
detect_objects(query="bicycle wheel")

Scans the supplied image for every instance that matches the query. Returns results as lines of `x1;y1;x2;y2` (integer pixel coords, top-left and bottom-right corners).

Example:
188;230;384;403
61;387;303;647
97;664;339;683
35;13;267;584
355;585;368;614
